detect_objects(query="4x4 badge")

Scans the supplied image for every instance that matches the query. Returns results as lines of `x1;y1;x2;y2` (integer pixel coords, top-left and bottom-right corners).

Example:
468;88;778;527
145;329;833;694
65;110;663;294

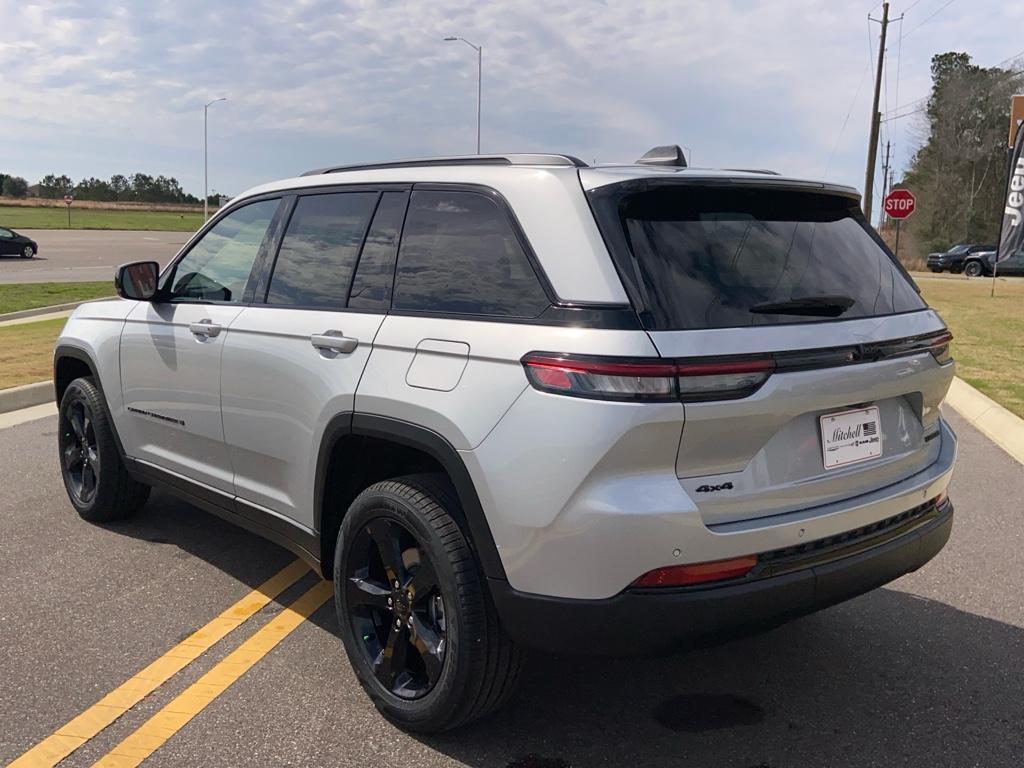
695;482;734;493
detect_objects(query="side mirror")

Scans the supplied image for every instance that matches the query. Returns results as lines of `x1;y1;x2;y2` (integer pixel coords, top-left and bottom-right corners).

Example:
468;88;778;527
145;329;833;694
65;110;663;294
115;261;160;301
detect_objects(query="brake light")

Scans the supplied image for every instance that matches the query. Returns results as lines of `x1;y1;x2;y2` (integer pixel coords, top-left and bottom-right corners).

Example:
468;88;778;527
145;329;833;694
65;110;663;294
632;555;758;588
926;331;953;365
521;354;773;402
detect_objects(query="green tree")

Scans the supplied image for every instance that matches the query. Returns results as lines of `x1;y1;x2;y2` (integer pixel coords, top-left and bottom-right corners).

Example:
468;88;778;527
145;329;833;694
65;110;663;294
1;175;28;198
38;174;74;199
903;52;1024;255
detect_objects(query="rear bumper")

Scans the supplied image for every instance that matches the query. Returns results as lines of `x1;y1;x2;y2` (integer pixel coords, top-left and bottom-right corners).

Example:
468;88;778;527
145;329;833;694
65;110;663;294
491;499;953;656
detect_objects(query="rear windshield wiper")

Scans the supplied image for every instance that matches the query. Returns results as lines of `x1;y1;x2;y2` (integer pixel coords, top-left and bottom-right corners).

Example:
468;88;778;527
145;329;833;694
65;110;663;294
749;295;856;317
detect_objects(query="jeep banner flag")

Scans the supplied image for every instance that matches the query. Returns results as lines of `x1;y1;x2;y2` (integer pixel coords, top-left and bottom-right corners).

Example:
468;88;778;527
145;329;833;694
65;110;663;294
996;117;1024;266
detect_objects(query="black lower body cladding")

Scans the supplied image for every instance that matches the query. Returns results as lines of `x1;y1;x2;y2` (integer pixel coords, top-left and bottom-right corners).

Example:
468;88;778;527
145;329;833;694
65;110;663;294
489;500;953;656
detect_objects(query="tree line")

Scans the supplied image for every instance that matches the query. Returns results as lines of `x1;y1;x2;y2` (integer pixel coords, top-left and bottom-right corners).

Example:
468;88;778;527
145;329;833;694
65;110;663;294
0;172;209;205
902;52;1024;254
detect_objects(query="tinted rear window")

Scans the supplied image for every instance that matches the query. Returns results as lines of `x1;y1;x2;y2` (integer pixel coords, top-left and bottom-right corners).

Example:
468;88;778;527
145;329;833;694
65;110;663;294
392;190;549;317
591;185;925;330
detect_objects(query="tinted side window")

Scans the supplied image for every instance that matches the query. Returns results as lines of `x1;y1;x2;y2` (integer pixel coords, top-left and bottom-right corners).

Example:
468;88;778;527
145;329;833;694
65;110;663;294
266;192;377;309
168;199;279;302
392;190;548;317
348;192;407;311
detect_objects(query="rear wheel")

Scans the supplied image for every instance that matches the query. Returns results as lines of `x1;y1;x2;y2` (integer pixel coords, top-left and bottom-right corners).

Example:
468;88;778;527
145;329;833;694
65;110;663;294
58;377;150;522
21;245;33;259
334;474;522;732
964;260;984;277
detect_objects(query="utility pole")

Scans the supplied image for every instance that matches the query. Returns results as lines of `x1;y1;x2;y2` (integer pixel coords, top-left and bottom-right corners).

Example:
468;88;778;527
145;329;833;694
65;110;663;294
878;141;891;230
863;1;890;223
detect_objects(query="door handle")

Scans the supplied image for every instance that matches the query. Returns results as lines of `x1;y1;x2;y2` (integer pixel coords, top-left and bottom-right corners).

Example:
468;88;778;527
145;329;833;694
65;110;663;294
189;320;222;338
311;330;358;354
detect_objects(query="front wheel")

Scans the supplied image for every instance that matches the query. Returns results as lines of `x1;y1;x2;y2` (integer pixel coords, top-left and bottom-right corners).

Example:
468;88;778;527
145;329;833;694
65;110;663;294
334;474;522;732
964;260;984;277
21;245;33;259
58;377;150;522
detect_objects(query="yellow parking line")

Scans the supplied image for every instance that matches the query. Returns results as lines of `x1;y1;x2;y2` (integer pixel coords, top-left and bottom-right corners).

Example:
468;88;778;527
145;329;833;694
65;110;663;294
92;579;334;767
8;559;310;768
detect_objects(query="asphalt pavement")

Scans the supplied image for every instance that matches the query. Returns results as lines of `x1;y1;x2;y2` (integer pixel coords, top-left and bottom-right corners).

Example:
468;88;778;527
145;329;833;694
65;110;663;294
1;407;1022;767
0;231;185;284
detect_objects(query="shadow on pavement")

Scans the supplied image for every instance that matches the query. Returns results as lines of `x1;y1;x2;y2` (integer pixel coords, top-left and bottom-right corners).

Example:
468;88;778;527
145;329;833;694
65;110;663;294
105;490;1023;768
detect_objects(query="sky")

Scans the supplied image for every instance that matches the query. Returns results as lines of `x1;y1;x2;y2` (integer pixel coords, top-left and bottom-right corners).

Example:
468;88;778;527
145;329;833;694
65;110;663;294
1;0;1022;203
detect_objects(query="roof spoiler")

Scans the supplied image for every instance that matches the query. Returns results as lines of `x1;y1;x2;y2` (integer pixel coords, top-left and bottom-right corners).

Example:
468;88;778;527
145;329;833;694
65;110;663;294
636;145;687;168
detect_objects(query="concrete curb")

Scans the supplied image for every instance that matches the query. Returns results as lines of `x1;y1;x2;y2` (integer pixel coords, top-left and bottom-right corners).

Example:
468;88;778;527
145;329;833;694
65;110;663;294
0;381;54;415
945;377;1024;467
0;300;98;323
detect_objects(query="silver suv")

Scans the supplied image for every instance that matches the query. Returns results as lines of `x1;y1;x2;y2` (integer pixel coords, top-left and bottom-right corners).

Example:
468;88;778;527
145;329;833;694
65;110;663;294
54;147;957;732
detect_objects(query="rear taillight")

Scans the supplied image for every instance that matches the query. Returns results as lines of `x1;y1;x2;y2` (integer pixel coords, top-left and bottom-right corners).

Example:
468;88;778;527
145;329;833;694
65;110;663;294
675;359;774;402
521;355;678;401
926;331;953;365
631;555;758;588
522;354;773;403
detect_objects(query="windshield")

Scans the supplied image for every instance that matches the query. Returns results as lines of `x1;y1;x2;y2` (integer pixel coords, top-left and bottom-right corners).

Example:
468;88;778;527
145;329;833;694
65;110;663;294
947;245;970;255
588;184;926;331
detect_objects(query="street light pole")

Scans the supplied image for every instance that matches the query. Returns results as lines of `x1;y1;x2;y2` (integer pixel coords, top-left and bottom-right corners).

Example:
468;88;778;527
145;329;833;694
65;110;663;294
204;97;226;221
444;37;482;154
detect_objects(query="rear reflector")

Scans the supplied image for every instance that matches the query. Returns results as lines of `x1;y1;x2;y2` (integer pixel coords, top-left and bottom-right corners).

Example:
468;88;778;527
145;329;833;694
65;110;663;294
631;555;758;588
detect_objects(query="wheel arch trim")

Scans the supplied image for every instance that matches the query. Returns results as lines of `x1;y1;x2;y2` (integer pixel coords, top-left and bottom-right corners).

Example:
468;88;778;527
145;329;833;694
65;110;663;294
314;413;508;581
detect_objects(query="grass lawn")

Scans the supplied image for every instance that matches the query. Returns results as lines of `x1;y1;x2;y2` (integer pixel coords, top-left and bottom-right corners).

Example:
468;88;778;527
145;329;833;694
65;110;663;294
0;205;202;232
0;281;114;315
919;277;1024;418
0;317;65;389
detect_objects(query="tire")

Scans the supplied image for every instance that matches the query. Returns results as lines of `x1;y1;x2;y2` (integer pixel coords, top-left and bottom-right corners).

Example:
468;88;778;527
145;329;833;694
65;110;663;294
21;245;33;259
964;260;984;278
58;377;150;522
929;267;942;273
334;474;523;732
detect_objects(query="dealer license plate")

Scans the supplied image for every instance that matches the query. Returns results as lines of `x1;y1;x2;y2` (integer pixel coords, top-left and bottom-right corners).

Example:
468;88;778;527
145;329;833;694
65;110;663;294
820;406;882;470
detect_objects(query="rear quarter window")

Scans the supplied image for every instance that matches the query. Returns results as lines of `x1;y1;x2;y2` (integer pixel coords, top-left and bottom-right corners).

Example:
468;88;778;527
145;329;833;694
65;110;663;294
392;190;549;318
590;184;926;330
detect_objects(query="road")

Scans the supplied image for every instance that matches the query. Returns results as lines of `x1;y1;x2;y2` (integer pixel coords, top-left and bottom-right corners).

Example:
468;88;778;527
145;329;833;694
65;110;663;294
1;407;1022;767
0;230;185;284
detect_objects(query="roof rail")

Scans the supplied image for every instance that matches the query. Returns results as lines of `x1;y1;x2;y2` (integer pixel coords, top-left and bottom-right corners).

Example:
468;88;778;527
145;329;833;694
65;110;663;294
301;154;588;176
721;168;781;176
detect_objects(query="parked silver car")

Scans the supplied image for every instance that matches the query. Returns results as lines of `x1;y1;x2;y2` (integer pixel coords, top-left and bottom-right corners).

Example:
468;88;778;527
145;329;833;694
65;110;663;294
54;147;957;731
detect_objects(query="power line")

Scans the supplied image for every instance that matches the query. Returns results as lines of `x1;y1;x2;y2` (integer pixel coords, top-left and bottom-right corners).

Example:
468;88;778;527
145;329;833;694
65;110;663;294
825;60;872;175
902;0;957;39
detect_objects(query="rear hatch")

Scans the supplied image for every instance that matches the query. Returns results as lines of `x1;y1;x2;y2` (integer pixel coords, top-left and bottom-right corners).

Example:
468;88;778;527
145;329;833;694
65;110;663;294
585;174;954;525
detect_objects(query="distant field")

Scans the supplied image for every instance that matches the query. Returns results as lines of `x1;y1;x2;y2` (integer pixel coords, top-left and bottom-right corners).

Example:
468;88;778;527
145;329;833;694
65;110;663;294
0;205;202;231
0;282;114;315
919;277;1024;418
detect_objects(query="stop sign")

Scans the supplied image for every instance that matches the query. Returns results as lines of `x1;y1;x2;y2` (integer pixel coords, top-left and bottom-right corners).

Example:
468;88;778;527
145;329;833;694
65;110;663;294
884;189;916;219
63;194;73;206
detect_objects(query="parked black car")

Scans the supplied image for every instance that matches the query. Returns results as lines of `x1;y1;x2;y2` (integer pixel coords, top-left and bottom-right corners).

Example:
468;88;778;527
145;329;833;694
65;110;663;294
0;227;37;258
926;243;996;273
964;248;1024;277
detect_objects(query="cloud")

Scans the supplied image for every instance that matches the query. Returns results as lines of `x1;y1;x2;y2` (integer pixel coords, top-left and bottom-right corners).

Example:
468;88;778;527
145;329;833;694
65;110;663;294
0;0;1020;197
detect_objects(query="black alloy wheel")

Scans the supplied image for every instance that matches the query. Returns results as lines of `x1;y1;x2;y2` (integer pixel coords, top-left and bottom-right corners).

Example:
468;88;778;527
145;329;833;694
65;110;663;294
334;475;523;732
60;398;100;505
345;516;447;699
57;376;150;522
